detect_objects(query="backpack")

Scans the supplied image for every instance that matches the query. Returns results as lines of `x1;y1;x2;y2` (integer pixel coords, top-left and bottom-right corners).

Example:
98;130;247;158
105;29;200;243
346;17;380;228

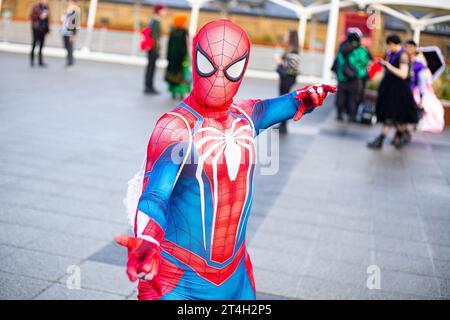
283;53;301;76
343;58;358;80
356;100;377;125
140;26;154;52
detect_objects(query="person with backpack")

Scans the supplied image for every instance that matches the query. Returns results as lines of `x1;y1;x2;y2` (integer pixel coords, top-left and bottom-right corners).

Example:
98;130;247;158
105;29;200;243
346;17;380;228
276;30;301;133
61;0;80;68
144;4;167;94
332;28;371;122
29;0;50;67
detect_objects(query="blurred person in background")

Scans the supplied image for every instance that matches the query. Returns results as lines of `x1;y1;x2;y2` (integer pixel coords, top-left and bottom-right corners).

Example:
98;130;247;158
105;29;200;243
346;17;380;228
165;14;191;100
332;28;371;122
61;0;80;68
405;40;444;133
275;30;301;133
144;4;167;94
367;35;419;149
29;0;50;67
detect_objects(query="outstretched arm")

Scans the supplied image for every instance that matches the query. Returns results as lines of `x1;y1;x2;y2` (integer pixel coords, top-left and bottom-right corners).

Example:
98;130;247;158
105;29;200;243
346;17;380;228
116;113;191;285
248;84;336;132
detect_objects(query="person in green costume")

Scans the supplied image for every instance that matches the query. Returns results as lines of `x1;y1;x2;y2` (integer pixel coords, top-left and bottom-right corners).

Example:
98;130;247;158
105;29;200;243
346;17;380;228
165;14;191;100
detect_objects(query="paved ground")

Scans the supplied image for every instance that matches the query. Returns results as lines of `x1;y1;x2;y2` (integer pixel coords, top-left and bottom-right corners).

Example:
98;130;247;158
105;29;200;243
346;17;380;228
1;52;450;300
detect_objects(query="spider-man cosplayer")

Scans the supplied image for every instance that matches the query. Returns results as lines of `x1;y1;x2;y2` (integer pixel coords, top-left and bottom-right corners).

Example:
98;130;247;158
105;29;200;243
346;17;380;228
116;19;335;300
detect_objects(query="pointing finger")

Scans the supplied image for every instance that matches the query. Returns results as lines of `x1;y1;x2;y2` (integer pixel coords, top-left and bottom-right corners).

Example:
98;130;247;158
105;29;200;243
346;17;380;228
115;234;131;247
126;264;138;282
115;234;141;250
293;105;307;121
323;85;337;93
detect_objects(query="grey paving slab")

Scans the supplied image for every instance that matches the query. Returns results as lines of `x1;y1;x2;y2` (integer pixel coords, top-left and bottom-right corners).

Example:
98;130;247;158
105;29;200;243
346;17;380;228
0;187;126;227
317;227;374;250
372;220;425;243
256;292;293;300
439;279;450;298
34;283;125;300
433;259;450;280
0;223;51;247
425;227;450;247
0;244;16;259
88;240;128;267
58;260;135;296
0;271;52;300
353;287;432;300
372;251;436;279
373;235;431;260
317;212;373;234
3;178;124;208
295;276;362;300
0;248;80;282
314;241;372;267
304;243;444;286
303;256;369;289
253;267;298;299
430;244;450;263
0;204;78;232
25;233;110;260
255;215;321;242
249;230;316;256
369;209;422;227
0;172;15;188
380;269;442;298
282;200;377;224
249;246;309;277
0;204;124;242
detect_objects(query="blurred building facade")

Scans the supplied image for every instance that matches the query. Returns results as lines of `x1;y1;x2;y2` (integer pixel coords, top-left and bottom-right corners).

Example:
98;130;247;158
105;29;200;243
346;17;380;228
1;0;449;57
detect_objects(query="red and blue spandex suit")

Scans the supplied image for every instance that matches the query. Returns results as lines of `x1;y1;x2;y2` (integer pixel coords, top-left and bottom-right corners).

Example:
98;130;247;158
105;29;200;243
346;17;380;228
116;19;335;300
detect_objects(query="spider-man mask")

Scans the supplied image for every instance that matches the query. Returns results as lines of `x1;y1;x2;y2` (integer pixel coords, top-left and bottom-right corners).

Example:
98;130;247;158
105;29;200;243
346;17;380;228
191;20;250;110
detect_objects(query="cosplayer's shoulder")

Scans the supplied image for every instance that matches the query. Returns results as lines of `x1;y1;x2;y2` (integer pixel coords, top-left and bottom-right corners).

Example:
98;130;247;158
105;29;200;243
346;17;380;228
145;106;196;170
232;99;260;116
232;99;260;128
153;105;198;141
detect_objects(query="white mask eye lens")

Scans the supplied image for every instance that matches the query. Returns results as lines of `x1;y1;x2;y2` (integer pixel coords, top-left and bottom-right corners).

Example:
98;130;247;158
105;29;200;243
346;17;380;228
224;56;247;81
196;48;216;77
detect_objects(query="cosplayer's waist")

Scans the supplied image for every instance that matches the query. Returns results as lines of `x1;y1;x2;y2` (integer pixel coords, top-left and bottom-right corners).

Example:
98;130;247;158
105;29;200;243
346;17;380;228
160;240;246;286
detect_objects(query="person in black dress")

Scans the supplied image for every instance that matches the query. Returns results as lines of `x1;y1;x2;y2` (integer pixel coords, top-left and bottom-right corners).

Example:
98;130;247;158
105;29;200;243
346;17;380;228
368;35;418;149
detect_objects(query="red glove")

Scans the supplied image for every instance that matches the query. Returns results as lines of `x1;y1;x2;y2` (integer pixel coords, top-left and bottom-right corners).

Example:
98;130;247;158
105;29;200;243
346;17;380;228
115;234;162;293
293;84;336;121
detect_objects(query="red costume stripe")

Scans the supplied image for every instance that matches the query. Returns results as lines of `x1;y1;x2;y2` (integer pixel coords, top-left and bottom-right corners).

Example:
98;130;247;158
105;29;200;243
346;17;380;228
161;240;247;286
